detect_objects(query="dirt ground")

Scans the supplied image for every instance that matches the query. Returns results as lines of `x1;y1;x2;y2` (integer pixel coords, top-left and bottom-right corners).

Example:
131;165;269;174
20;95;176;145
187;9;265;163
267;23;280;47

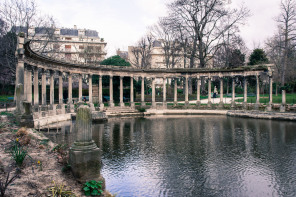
0;115;111;197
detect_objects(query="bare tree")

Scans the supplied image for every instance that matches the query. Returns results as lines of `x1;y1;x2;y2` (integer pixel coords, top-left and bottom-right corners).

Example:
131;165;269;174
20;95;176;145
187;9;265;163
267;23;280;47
166;0;250;68
130;34;154;68
275;0;296;84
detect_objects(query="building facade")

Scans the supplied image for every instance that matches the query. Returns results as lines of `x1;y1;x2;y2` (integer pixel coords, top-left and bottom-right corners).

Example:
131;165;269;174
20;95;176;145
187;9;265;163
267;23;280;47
28;25;107;64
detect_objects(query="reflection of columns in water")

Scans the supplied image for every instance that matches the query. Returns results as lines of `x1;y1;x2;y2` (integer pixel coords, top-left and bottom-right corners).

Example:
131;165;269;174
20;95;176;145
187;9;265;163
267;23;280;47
230;118;235;144
280;122;286;144
268;120;273;149
109;122;114;151
119;121;124;151
242;120;251;153
255;120;260;144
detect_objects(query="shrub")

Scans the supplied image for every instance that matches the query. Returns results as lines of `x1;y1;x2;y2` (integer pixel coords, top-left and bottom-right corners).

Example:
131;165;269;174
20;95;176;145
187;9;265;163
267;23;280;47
10;139;28;167
137;108;146;112
0;171;20;197
83;180;103;196
48;180;75;197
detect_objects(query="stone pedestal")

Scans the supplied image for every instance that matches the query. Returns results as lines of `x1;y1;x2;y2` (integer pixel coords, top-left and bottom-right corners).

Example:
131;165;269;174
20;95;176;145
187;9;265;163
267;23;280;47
40;105;48;117
207;102;212;108
120;102;125;107
218;101;224;109
69;106;102;183
56;104;65;115
242;102;247;110
163;102;167;109
130;102;135;109
108;102;115;108
254;102;260;110
266;104;272;112
141;102;145;107
280;105;286;112
89;103;95;111
152;102;156;108
48;104;56;116
67;104;75;113
99;103;104;111
20;101;34;128
231;101;236;109
185;101;189;107
196;101;201;108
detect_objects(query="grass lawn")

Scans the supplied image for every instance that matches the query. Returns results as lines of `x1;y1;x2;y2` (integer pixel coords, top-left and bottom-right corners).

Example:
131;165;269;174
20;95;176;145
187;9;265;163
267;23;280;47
236;93;296;104
0;95;14;102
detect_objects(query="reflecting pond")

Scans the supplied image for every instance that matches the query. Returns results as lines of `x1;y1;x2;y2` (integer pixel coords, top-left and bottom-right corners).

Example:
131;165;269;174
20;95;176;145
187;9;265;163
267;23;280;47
46;115;296;197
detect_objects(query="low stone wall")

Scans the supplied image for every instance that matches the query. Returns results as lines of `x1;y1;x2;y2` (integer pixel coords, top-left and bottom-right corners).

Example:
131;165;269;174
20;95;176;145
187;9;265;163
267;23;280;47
227;110;296;121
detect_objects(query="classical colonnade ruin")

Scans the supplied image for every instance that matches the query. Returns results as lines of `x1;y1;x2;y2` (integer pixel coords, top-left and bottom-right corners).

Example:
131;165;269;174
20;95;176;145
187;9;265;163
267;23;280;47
15;35;275;119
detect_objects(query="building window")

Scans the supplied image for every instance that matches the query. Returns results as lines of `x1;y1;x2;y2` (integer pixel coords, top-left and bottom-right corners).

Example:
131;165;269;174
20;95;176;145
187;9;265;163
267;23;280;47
79;45;84;49
65;37;72;40
65;45;71;52
53;44;60;50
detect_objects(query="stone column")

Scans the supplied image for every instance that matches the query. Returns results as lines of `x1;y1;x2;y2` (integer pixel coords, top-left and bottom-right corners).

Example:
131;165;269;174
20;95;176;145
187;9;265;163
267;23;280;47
99;75;104;110
255;75;260;110
219;77;223;108
59;72;63;104
231;77;236;108
141;76;145;107
163;77;167;108
196;78;201;107
88;74;95;111
266;76;273;111
280;90;286;112
15;36;25;100
41;69;47;106
119;76;124;107
185;76;189;106
79;74;82;102
57;71;65;115
23;66;28;101
152;77;156;108
69;105;102;182
243;77;247;109
109;75;114;107
49;70;55;107
174;78;178;106
26;66;32;103
207;77;212;108
68;73;74;113
130;76;135;108
33;67;39;108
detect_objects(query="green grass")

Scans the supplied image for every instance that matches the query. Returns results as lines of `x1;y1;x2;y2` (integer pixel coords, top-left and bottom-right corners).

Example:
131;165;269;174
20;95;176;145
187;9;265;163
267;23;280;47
236;93;296;104
0;95;14;102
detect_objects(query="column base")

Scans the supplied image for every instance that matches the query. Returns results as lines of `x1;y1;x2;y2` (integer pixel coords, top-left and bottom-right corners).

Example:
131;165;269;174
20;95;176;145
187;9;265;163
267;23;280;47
231;101;236;109
254;102;260;110
130;102;135;109
174;101;178;106
89;103;95;111
185;101;189;107
67;104;75;113
40;105;48;117
141;102;146;107
280;105;286;112
266;104;272;112
99;103;104;111
163;102;167;109
56;104;65;115
69;141;102;183
108;101;114;108
120;102;125;107
242;102;247;110
48;104;56;116
152;102;156;108
218;101;224;109
196;101;201;107
207;102;212;108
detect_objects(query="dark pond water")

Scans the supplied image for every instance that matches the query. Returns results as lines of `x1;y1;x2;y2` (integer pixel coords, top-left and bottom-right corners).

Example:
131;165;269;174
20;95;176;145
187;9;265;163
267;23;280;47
46;115;296;197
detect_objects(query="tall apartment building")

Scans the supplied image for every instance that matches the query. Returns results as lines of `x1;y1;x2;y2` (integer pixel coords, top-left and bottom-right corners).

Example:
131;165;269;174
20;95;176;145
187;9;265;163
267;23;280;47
27;25;107;63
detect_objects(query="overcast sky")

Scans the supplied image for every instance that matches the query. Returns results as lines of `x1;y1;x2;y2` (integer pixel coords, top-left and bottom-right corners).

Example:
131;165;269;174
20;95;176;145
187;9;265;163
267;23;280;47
36;0;282;56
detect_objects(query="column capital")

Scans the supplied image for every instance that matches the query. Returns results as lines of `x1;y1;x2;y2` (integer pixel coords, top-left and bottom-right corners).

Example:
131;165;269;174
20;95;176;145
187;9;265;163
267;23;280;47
120;76;124;79
41;68;46;73
33;66;39;72
59;71;63;76
49;70;55;75
88;73;93;77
